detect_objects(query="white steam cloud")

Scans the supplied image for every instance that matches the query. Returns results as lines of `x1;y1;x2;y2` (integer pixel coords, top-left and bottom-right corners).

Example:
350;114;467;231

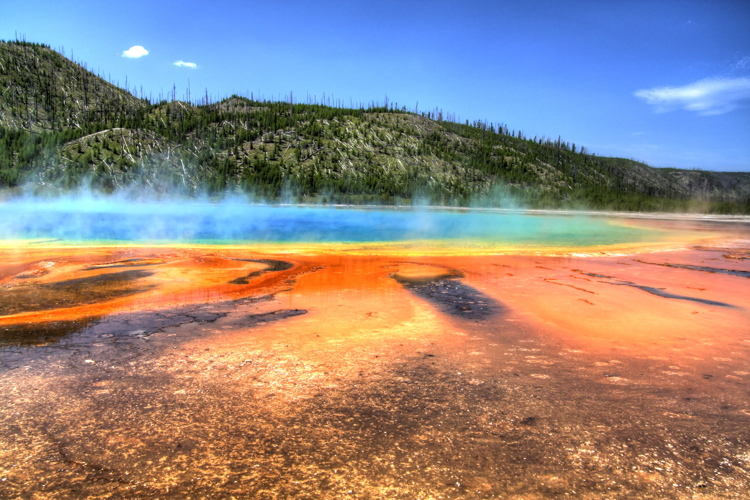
635;77;750;116
174;60;197;69
122;45;149;58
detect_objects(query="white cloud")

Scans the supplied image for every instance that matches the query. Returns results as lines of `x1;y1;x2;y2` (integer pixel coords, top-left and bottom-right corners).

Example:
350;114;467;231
635;77;750;116
174;60;197;69
121;45;149;58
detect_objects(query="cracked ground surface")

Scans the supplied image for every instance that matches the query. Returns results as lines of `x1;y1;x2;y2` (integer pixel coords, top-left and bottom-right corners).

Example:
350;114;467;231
0;239;749;499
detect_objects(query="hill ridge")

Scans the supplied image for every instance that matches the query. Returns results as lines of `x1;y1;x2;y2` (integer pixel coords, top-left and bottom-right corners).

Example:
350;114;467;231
1;40;749;213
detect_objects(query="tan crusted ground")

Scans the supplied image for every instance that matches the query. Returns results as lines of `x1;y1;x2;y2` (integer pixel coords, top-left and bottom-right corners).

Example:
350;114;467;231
1;221;749;499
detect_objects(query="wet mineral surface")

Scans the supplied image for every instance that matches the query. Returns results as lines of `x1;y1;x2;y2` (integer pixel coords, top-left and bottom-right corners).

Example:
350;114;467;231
1;237;749;499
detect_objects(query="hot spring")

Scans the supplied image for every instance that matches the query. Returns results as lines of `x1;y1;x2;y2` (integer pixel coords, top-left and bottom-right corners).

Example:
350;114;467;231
0;197;677;249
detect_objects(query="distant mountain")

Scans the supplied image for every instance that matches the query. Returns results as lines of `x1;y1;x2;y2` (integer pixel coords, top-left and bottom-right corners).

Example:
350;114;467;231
1;40;749;213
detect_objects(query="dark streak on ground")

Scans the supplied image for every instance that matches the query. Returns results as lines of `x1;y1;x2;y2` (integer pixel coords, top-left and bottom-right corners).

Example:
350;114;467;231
543;278;595;294
0;262;319;350
237;309;308;327
573;270;614;279
14;269;51;279
0;317;101;347
612;284;737;308
392;274;503;320
82;258;163;271
69;294;295;344
229;259;294;285
45;269;155;288
0;270;156;316
572;269;737;308
0;287;306;355
633;260;750;278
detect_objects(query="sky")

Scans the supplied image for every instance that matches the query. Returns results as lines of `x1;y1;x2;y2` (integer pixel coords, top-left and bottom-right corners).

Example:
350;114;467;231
2;0;749;171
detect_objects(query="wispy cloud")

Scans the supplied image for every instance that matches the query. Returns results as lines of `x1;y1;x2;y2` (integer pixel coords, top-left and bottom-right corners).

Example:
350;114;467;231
635;77;750;116
734;56;750;71
174;60;197;69
121;45;149;58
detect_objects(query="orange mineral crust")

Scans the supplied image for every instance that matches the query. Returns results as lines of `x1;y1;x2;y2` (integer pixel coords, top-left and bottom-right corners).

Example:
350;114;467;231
1;237;749;498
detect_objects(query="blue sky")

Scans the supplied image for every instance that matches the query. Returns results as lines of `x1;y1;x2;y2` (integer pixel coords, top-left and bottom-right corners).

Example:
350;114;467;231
2;0;749;171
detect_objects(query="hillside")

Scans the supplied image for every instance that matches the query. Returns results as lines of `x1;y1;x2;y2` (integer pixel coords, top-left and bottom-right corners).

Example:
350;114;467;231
0;41;148;131
1;40;749;212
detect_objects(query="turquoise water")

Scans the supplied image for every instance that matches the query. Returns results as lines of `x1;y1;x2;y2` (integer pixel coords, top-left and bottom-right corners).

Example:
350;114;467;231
0;199;659;246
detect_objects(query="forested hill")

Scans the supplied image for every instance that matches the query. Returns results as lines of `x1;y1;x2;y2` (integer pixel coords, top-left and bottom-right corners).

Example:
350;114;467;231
2;40;749;213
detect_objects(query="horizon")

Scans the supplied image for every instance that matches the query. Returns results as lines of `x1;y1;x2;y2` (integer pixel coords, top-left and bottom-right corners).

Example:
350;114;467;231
2;0;749;172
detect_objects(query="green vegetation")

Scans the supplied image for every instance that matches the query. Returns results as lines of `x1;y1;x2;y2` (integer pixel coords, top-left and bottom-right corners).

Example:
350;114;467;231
2;40;749;213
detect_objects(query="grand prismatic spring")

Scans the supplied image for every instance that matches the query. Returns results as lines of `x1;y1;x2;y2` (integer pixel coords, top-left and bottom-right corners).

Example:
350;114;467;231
1;199;749;499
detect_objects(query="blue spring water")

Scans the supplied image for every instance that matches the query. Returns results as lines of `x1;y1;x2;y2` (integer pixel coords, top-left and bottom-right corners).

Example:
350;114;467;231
0;199;659;246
